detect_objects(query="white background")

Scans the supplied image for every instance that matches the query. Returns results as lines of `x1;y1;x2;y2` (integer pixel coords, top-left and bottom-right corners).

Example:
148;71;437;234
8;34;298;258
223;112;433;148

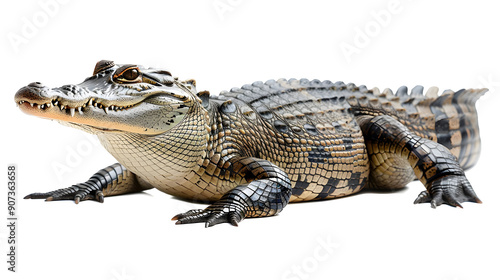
1;1;499;280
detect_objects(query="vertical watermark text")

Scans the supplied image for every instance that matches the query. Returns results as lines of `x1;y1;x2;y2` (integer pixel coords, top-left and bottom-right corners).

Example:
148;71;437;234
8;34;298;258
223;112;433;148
6;165;17;273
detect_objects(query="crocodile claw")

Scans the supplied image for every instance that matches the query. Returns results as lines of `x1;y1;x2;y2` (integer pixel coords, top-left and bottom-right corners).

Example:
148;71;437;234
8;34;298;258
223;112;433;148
24;185;104;203
172;205;245;227
414;175;481;208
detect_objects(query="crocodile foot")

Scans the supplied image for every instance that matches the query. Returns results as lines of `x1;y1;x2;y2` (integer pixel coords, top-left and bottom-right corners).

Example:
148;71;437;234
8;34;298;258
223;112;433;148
413;174;482;208
24;185;104;204
172;201;246;228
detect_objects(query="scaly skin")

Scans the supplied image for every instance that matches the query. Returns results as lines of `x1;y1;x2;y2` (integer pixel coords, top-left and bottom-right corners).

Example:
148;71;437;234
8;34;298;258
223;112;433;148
15;60;486;227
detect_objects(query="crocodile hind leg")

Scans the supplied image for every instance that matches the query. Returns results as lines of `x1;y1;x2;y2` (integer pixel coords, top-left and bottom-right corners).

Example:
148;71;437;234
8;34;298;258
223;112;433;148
172;157;292;227
24;163;153;203
357;115;481;208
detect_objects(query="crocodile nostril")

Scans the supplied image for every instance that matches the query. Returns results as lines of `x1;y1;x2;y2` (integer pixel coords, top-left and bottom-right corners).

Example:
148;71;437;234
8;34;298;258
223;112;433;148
28;82;44;88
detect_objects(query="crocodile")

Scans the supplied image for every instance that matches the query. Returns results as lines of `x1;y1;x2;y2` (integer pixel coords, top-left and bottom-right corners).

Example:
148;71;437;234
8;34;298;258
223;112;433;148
15;60;486;227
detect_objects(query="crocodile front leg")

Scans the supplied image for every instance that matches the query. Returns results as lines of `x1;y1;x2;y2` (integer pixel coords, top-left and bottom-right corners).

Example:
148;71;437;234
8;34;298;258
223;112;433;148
172;157;292;227
25;163;152;203
358;115;481;208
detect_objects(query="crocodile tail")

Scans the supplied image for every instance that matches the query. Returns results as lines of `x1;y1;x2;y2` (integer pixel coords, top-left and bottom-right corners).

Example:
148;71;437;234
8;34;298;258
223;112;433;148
343;84;486;169
413;87;488;170
362;85;487;170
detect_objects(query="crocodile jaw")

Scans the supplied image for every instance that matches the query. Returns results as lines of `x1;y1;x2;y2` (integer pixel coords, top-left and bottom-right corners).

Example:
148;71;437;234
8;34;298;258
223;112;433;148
15;82;190;135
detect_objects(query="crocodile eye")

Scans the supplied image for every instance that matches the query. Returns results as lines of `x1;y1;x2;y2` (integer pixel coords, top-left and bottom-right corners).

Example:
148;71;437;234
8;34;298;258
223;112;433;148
123;68;139;80
113;65;142;83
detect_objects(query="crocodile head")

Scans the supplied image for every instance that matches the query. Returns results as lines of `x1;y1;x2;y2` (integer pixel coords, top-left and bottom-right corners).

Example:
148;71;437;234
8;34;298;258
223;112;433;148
15;60;200;135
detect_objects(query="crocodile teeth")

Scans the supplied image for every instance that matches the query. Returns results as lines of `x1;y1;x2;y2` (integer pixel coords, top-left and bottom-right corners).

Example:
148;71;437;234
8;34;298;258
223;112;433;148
37;104;42;109
77;107;83;115
46;103;51;108
69;108;75;117
103;107;108;114
54;101;59;106
30;103;34;107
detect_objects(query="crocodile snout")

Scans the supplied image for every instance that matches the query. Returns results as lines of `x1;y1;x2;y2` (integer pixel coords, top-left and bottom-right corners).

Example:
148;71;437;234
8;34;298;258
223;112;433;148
14;82;51;104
